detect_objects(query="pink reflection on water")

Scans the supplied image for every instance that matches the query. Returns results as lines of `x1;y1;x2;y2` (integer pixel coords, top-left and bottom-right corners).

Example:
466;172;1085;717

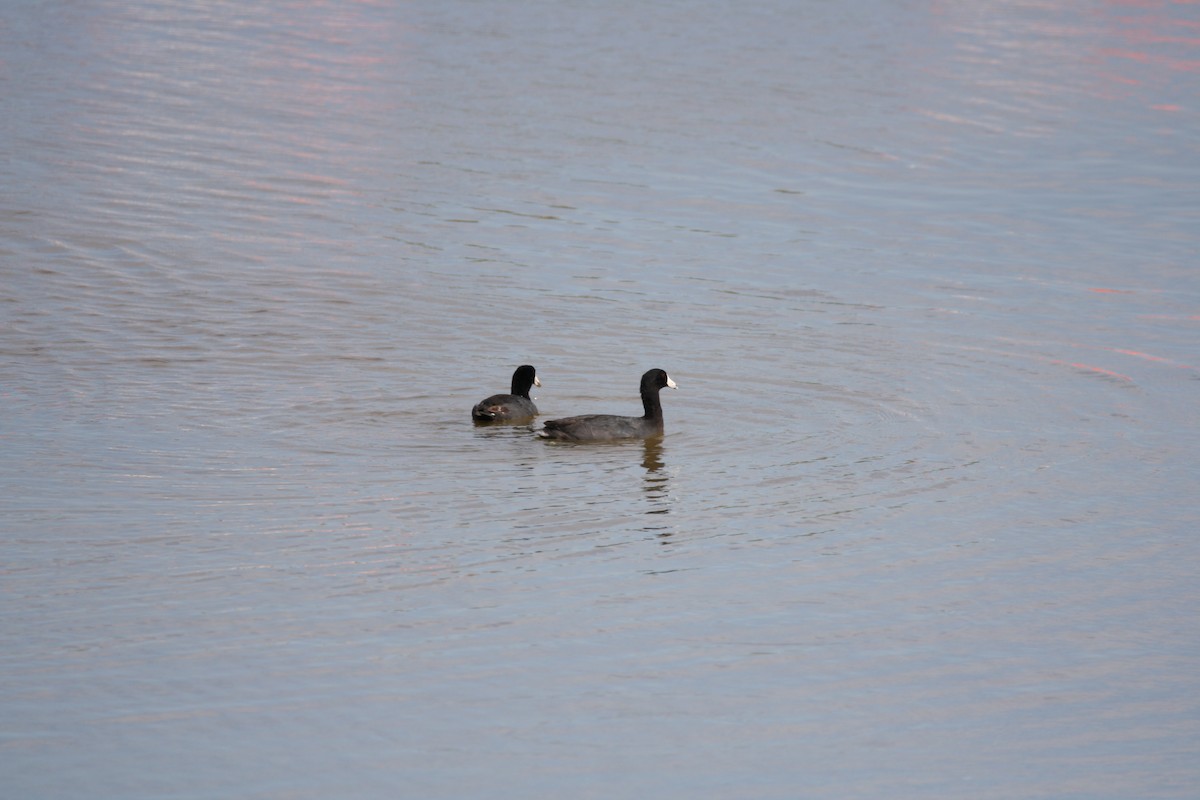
919;0;1199;113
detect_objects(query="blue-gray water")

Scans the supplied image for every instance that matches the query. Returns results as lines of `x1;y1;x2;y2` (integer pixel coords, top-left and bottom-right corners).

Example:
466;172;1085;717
2;1;1198;797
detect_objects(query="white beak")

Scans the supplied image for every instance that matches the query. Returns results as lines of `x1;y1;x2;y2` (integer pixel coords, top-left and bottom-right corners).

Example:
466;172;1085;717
666;376;678;389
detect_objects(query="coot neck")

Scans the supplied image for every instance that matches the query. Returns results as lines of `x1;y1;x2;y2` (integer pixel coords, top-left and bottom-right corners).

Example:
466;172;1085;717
641;384;664;426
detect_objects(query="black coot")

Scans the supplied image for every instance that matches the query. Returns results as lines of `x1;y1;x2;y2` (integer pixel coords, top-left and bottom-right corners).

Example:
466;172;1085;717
472;365;540;422
538;368;677;442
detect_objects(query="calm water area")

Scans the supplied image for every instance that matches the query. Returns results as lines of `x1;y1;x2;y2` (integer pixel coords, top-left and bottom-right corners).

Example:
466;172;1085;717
3;1;1199;797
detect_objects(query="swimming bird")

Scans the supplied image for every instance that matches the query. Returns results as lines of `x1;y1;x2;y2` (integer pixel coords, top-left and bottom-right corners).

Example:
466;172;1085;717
538;368;677;442
472;364;540;422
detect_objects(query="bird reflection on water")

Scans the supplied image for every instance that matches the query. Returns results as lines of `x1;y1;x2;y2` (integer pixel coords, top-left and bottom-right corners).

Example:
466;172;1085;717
641;437;673;538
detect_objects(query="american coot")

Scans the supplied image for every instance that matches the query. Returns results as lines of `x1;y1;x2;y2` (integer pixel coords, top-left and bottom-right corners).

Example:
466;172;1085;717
472;364;540;422
538;368;677;442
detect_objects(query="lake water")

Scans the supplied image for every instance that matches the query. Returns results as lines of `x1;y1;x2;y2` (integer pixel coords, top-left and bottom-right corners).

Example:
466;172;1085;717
2;1;1198;797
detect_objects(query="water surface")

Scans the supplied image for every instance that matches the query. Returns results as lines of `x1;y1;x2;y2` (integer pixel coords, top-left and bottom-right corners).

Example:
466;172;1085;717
2;1;1198;798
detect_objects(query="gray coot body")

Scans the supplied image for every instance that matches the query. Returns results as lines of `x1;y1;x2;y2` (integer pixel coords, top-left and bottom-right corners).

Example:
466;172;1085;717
538;368;677;442
472;365;540;422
